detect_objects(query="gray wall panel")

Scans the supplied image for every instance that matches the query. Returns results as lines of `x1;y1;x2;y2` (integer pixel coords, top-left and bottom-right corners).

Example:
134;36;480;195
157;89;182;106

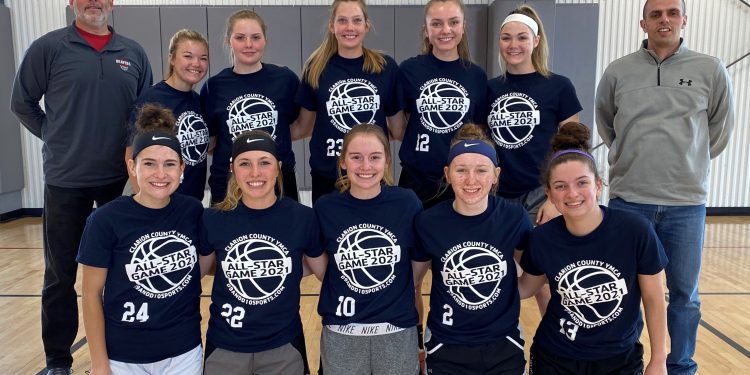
0;5;24;206
393;6;424;64
465;4;488;71
254;6;303;74
160;7;209;86
0;191;23;215
552;4;598;128
206;7;240;75
112;7;163;81
364;6;396;55
300;6;330;66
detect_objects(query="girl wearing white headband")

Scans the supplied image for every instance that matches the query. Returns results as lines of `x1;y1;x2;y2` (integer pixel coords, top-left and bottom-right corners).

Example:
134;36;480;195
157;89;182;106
486;5;583;315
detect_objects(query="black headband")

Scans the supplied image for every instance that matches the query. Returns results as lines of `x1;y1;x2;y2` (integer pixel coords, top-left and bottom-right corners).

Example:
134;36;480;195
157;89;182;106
131;130;182;160
232;132;278;161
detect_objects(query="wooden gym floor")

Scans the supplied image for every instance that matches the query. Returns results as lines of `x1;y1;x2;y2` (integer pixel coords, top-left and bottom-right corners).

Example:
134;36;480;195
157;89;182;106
1;216;748;374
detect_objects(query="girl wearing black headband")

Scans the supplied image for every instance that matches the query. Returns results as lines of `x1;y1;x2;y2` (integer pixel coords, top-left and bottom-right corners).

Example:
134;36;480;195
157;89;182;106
78;103;205;374
518;122;667;374
199;130;323;374
412;124;531;374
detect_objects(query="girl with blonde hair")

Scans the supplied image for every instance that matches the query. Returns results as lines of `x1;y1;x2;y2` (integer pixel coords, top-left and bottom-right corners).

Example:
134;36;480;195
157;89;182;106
296;0;405;203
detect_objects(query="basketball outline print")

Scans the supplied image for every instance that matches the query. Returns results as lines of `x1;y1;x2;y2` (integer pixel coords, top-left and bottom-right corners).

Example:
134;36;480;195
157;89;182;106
326;79;380;133
417;79;469;133
127;233;196;296
335;227;400;293
227;94;278;139
557;264;628;326
441;245;506;307
222;237;291;303
488;93;539;148
176;110;209;166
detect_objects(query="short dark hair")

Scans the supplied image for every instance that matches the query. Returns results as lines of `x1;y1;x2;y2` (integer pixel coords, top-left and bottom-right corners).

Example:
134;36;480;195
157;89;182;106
643;0;686;20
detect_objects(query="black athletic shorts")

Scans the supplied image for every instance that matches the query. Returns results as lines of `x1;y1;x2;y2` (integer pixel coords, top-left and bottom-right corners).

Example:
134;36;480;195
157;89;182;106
529;341;644;375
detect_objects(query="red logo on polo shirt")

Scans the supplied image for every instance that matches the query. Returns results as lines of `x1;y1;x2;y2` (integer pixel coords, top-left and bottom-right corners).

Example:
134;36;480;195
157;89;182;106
116;58;131;72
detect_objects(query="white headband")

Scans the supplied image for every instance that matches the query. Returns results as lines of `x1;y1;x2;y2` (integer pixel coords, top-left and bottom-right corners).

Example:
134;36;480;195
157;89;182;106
501;13;539;36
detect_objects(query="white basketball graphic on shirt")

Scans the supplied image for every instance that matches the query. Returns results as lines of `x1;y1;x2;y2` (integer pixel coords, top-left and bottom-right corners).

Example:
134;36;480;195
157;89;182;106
557;264;628;327
126;232;197;297
222;237;292;304
416;78;470;134
334;225;401;294
226;94;279;139
441;243;506;309
176;111;209;166
326;79;380;133
488;93;540;149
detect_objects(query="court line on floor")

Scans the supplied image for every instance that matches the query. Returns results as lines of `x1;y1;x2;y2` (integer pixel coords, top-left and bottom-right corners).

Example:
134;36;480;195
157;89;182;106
700;319;750;359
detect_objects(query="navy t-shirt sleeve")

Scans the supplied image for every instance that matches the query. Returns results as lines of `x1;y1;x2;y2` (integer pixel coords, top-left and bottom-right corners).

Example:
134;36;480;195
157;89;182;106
636;222;668;275
407;192;425;261
396;65;411;115
199;82;218;136
412;214;433;262
557;76;583;122
77;212;115;268
520;232;545;276
383;56;403;117
305;211;325;258
295;78;318;112
472;71;489;125
515;211;533;251
198;210;215;256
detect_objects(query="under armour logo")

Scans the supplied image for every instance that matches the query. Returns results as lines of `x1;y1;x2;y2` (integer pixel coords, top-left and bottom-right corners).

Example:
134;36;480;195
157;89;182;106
679;79;693;86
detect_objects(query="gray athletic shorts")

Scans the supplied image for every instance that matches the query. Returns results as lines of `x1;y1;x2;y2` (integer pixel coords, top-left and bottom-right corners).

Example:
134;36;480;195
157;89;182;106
320;325;419;375
204;341;306;375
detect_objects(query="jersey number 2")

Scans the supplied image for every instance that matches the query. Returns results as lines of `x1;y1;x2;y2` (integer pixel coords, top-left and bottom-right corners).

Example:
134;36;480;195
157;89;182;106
442;304;454;326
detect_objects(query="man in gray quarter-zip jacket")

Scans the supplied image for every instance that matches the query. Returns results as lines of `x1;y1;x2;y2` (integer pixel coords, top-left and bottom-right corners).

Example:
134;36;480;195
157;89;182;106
10;1;152;374
595;1;734;374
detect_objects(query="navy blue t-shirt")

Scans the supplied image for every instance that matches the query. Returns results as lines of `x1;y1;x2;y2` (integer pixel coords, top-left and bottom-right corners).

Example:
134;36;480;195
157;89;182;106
200;197;322;353
486;72;581;198
201;64;300;201
398;53;487;182
296;54;401;180
314;186;421;327
77;194;203;363
128;81;211;200
414;197;531;345
520;206;667;360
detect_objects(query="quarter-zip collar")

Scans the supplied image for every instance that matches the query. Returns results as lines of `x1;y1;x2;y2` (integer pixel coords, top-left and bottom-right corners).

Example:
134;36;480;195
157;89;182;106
639;38;687;85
